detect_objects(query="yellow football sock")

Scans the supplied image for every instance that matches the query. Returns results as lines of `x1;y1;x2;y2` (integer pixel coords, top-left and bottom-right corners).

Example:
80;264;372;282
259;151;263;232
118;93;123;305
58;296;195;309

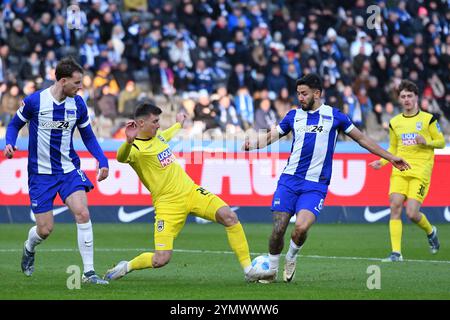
389;219;402;253
128;252;154;271
225;222;252;269
416;213;433;235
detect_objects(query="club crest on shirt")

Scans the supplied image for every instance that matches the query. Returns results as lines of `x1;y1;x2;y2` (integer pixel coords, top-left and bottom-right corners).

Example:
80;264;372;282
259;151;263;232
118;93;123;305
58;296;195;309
416;122;422;131
157;220;164;232
158;135;166;143
66;109;76;120
157;148;176;168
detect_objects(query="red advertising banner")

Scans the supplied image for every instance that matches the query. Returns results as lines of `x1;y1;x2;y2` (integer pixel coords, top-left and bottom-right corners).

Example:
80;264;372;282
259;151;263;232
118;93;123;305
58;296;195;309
1;151;449;206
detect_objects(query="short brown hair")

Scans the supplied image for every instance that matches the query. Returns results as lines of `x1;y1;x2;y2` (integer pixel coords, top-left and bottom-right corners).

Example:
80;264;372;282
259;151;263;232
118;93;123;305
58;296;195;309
397;80;418;96
55;57;83;81
134;102;162;119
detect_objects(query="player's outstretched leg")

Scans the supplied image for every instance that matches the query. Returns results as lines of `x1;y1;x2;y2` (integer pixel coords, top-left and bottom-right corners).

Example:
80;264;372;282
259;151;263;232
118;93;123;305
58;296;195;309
105;252;158;281
214;206;275;282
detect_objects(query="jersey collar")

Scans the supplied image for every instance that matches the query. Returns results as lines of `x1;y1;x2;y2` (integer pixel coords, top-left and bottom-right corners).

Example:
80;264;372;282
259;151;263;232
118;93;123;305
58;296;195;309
135;137;153;141
402;110;420;118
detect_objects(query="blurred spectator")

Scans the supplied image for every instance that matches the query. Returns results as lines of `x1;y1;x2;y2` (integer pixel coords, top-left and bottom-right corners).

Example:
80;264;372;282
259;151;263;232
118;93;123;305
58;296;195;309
97;85;117;119
274;88;294;119
149;58;176;96
20;52;44;82
254;98;278;131
80;34;100;72
1;84;22;127
93;62;120;96
193;59;214;93
173;60;194;93
228;63;252;95
193;89;219;131
169;36;193;69
350;31;373;59
381;102;398;130
79;74;95;107
118;80;142;118
234;86;254;130
112;60;132;90
8;19;30;58
267;64;287;97
342;85;364;130
215;95;242;133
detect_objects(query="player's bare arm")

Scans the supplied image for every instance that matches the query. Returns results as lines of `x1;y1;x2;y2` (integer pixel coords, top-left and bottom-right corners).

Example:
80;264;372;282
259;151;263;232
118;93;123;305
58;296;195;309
242;127;281;151
347;127;410;171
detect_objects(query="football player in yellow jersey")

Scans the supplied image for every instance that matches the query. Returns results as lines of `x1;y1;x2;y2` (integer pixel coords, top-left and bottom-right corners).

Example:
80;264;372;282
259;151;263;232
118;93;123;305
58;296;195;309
369;80;445;262
104;103;268;282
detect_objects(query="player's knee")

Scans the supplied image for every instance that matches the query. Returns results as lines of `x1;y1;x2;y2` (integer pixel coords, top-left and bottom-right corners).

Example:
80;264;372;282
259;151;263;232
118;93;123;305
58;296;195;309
405;207;419;220
293;222;309;236
37;224;53;238
216;208;238;226
390;203;402;216
152;252;171;268
74;208;90;223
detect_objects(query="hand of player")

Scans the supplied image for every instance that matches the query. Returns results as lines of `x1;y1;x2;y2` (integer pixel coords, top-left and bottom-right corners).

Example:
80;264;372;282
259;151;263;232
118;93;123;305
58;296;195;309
415;134;427;145
125;120;138;144
390;156;411;171
3;144;17;159
368;160;382;170
176;112;187;126
97;167;109;182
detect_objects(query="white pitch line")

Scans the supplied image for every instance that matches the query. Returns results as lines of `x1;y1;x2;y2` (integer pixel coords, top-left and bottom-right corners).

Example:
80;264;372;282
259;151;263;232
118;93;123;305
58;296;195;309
0;247;449;264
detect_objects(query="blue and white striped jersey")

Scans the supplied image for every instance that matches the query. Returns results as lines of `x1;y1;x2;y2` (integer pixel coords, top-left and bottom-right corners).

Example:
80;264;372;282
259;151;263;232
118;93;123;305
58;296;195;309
15;88;91;175
276;104;355;192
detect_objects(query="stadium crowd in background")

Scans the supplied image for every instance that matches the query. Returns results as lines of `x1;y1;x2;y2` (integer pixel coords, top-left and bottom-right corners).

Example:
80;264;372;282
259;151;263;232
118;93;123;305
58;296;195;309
0;0;449;141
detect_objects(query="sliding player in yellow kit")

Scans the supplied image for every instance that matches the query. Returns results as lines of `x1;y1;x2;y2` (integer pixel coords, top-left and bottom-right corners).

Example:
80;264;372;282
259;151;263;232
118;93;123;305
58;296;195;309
104;103;267;282
369;80;445;261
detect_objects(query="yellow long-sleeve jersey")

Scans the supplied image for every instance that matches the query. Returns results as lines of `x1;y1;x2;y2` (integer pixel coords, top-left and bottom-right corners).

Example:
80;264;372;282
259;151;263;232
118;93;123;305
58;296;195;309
380;110;445;182
116;123;194;205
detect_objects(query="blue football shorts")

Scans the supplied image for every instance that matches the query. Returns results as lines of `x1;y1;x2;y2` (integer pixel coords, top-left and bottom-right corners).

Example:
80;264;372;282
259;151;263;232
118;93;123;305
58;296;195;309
28;169;94;214
271;183;327;217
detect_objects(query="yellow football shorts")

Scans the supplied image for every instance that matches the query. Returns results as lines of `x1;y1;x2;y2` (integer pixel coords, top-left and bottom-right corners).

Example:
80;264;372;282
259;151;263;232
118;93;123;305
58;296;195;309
389;175;429;203
153;184;227;251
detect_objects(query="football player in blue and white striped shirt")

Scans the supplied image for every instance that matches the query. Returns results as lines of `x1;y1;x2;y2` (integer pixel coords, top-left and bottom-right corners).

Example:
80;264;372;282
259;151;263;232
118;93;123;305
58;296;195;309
243;73;410;283
3;58;109;284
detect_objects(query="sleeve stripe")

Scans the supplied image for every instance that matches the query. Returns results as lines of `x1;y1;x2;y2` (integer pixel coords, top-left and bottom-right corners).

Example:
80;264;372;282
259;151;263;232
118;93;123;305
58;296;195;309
16;110;28;122
78;119;90;128
344;124;355;134
429;115;437;124
276;125;285;136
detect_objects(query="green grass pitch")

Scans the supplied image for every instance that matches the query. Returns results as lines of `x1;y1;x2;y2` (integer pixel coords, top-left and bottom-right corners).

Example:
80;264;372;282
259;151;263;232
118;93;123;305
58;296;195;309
0;223;448;300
